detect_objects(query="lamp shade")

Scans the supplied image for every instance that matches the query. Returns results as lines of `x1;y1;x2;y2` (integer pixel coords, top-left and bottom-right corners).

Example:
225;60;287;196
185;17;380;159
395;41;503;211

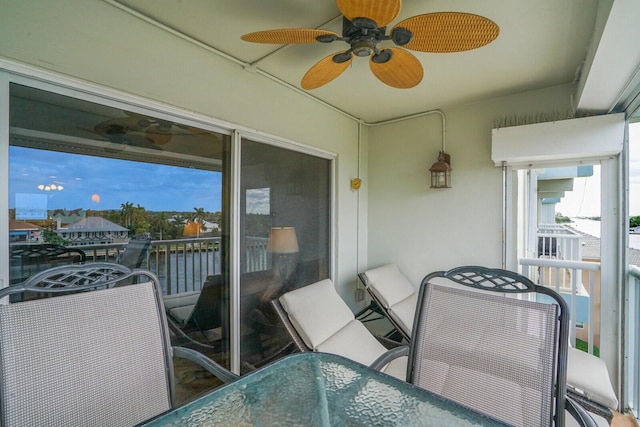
267;227;299;254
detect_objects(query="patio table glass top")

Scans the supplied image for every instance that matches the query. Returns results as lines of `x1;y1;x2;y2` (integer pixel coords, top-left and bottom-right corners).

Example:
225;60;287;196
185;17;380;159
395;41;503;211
140;352;511;426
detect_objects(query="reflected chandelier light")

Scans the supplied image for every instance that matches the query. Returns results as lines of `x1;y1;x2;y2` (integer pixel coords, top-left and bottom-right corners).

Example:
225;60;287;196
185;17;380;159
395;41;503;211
37;183;64;191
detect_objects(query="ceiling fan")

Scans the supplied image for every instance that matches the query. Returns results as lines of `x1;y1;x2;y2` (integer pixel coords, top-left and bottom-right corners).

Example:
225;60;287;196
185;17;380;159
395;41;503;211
241;0;499;90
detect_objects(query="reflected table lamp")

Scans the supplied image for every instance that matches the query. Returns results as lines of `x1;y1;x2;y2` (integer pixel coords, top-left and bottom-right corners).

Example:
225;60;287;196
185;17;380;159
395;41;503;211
268;227;299;287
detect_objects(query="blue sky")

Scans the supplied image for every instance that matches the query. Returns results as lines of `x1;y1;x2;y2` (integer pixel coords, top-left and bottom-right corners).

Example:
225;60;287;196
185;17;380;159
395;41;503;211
9;146;222;213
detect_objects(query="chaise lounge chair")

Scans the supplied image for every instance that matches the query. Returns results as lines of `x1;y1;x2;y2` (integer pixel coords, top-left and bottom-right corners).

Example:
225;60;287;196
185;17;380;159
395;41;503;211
162;274;225;348
271;278;408;380
358;263;417;342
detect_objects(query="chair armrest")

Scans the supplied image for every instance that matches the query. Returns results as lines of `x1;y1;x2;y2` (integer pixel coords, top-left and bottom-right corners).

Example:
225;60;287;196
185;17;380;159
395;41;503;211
369;345;409;372
566;395;599;427
375;334;403;349
172;346;239;384
567;389;614;424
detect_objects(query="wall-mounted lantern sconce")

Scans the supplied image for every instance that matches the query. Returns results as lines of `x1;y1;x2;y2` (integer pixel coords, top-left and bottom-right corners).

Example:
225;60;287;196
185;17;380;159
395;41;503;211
429;151;452;189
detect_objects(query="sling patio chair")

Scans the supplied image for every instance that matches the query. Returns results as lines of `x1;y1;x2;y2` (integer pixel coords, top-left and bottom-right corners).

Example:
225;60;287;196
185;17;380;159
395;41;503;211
0;262;238;427
116;232;152;270
163;274;226;349
360;263;618;425
271;278;408;381
374;265;602;427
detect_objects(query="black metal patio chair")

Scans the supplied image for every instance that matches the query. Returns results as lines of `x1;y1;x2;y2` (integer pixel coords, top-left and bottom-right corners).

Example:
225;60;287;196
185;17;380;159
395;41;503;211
374;265;598;427
9;242;86;285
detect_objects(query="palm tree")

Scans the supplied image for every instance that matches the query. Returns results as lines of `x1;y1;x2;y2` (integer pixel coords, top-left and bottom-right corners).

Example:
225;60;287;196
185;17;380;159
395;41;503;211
191;207;208;236
191;207;206;223
120;202;134;227
132;204;148;226
151;212;169;240
169;214;186;239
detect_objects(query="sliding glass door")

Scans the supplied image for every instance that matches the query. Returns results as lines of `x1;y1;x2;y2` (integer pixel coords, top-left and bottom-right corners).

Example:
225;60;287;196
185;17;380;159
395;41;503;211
239;138;331;368
2;75;334;379
7;82;232;368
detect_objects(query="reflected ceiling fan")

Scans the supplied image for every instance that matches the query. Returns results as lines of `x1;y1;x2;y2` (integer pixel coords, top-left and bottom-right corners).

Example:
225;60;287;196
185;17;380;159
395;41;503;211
241;0;499;90
80;113;217;150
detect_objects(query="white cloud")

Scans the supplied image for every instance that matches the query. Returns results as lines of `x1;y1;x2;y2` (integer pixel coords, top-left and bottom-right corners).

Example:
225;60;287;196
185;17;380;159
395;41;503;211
556;167;601;217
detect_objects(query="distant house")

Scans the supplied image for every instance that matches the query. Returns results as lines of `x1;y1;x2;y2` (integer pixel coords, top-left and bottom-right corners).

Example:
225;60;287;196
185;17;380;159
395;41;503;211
9;219;41;243
57;217;129;246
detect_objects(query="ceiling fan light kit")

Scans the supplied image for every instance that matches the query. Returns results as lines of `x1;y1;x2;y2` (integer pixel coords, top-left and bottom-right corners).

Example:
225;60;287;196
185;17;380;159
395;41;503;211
241;0;499;90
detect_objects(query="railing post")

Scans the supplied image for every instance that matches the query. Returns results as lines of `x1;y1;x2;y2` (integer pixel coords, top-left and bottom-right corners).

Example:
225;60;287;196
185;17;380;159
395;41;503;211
627;266;640;417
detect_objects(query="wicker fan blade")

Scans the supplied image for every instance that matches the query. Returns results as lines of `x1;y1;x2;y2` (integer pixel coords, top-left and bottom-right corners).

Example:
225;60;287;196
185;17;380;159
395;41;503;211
336;0;401;27
394;12;499;53
369;48;423;89
241;29;340;44
301;52;353;90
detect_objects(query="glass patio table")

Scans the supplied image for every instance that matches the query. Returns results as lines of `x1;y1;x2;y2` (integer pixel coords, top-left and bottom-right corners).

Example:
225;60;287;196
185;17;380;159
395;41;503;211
140;352;511;426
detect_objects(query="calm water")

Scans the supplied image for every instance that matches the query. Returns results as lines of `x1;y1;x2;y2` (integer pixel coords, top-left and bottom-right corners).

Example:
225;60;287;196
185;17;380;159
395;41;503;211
147;250;221;295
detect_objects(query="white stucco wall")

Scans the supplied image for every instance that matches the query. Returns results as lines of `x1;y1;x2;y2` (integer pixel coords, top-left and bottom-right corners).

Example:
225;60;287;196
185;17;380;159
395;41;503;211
0;0;363;302
366;84;574;291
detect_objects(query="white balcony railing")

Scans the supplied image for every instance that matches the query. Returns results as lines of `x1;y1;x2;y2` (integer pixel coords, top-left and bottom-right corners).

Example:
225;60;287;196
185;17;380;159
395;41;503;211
520;257;600;354
76;236;269;296
627;265;640;418
537;223;583;262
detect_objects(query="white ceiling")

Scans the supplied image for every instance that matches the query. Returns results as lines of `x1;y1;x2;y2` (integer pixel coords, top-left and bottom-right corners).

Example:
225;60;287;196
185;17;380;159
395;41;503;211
113;0;603;123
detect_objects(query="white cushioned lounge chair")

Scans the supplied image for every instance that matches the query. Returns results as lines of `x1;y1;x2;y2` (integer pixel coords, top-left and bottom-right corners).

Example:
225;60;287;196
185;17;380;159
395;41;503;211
358;263;417;341
272;278;408;380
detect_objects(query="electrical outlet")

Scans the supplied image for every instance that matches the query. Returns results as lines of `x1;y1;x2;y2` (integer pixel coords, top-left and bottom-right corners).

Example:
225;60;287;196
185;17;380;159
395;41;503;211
355;288;365;302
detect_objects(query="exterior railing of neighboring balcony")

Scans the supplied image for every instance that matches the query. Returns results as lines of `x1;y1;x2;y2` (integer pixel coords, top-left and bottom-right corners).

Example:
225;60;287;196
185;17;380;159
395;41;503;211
520;257;600;355
626;264;640;418
537;223;583;262
76;236;269;296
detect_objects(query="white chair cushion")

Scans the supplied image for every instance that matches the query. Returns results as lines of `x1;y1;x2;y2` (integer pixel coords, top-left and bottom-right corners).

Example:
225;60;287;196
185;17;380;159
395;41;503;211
314;319;408;381
163;290;200;326
162;290;200;310
388;293;418;335
168;305;195;326
316;320;388;366
363;264;415;308
279;279;354;349
567;347;618;409
380;355;408;381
